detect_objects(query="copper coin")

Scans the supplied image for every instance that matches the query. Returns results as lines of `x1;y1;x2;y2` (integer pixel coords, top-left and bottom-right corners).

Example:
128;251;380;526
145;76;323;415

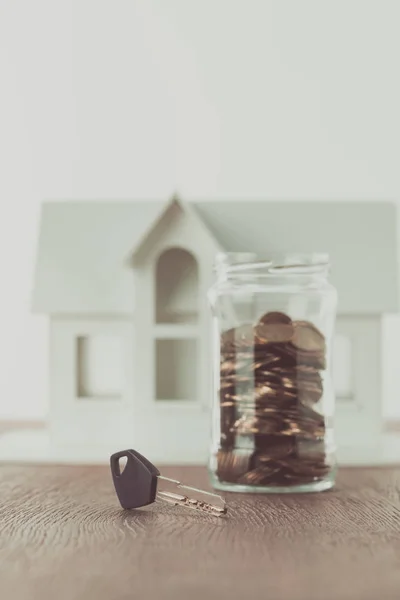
217;449;254;483
220;400;235;407
270;343;301;368
292;321;325;353
220;405;236;448
240;409;279;419
296;439;327;460
254;390;297;407
255;371;283;387
220;359;237;375
285;420;325;439
253;353;284;370
221;323;255;351
224;388;276;405
231;384;279;404
299;403;324;421
254;384;282;403
255;322;294;344
285;459;329;477
280;422;325;440
237;465;280;485
278;365;322;382
284;411;325;431
284;343;326;370
258;311;293;326
254;437;295;460
232;415;282;435
297;387;323;405
297;375;324;389
220;374;253;387
296;364;321;377
300;353;326;371
220;356;252;375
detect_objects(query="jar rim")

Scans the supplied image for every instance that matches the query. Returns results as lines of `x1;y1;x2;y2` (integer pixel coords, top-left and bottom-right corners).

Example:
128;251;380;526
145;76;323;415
214;252;330;275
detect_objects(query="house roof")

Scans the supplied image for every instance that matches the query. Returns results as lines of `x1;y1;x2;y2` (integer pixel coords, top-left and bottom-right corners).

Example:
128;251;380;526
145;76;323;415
32;199;398;315
131;195;222;262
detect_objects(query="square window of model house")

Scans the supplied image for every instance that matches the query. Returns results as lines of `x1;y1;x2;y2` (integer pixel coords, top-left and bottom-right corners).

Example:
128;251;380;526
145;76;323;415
156;339;197;401
76;336;123;399
332;333;353;400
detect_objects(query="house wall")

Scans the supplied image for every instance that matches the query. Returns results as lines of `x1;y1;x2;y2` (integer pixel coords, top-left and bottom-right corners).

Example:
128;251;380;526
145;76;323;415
334;315;382;447
1;0;400;424
49;316;135;450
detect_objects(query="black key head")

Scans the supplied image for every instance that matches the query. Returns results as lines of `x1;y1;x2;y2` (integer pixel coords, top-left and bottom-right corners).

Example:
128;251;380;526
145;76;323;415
110;449;160;509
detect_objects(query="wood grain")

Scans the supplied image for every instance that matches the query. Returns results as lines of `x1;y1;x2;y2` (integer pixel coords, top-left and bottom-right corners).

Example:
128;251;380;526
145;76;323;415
1;465;400;600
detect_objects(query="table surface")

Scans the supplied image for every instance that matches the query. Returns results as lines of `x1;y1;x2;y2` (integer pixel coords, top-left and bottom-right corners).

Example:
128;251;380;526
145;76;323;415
1;465;400;600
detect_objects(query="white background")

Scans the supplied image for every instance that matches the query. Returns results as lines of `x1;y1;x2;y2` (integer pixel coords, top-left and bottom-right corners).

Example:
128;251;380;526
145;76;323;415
0;0;400;421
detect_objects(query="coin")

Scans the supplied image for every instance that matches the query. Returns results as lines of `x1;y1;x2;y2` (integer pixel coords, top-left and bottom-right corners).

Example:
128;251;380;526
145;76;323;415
237;465;280;485
296;438;326;460
296;364;322;376
221;323;255;352
232;415;282;435
285;459;330;477
220;356;252;375
255;371;283;387
284;343;326;369
254;435;295;459
217;449;254;483
258;311;293;326
298;403;324;421
292;321;326;353
220;373;253;388
277;365;322;382
297;386;323;405
255;322;294;344
220;359;237;376
270;343;301;368
253;354;283;370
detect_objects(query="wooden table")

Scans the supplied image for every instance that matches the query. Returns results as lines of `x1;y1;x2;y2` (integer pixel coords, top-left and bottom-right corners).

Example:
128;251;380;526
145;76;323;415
1;465;400;600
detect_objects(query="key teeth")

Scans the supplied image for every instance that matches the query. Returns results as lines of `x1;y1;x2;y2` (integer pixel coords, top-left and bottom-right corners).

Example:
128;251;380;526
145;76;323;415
156;476;227;516
181;497;227;516
157;490;227;516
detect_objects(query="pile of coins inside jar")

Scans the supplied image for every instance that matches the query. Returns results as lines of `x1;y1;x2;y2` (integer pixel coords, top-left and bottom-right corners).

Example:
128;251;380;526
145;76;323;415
217;311;331;487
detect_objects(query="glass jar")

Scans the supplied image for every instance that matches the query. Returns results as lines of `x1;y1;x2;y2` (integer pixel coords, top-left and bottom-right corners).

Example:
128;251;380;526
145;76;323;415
208;253;338;493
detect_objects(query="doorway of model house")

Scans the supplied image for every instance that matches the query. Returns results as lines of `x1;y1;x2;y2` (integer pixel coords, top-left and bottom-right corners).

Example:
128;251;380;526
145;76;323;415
154;247;199;404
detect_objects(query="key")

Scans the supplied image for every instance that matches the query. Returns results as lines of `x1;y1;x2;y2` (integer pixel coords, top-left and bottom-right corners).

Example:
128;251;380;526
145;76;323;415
110;449;227;517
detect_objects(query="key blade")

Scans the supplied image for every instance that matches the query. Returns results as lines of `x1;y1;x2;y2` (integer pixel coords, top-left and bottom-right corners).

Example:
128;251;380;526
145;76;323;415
157;476;227;517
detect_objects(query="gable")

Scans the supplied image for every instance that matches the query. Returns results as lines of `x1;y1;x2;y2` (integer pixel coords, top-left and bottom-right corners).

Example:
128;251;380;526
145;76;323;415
32;199;220;315
133;199;220;322
132;197;220;264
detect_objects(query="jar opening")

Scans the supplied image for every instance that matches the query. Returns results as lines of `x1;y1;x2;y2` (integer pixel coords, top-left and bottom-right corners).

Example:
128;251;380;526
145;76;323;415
214;252;330;278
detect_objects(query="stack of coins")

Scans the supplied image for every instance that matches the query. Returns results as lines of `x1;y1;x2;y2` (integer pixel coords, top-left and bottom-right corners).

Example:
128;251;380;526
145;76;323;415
217;312;330;487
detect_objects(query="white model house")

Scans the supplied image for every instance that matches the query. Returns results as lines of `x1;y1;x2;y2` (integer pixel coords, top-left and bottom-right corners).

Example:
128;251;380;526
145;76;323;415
34;197;221;464
1;197;398;465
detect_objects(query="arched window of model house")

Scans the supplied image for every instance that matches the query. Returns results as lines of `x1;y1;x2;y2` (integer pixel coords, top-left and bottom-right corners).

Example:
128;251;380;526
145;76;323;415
155;247;199;324
155;247;199;402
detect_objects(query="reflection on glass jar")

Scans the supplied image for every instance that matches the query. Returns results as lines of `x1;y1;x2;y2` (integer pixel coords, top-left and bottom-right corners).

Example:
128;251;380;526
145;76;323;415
208;253;338;493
